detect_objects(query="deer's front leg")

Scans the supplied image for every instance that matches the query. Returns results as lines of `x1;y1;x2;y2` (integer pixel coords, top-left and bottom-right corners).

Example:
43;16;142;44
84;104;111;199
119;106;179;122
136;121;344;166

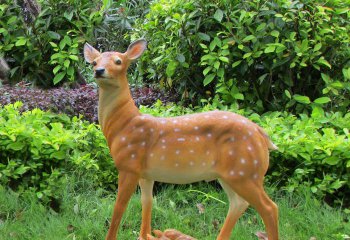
139;178;155;239
106;171;139;240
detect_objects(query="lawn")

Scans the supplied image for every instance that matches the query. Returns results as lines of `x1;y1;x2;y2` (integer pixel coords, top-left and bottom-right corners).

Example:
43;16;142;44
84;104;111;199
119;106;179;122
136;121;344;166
0;175;349;240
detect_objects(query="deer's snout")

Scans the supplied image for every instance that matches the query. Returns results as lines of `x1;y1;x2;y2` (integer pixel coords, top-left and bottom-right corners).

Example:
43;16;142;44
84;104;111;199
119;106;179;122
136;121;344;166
95;68;105;78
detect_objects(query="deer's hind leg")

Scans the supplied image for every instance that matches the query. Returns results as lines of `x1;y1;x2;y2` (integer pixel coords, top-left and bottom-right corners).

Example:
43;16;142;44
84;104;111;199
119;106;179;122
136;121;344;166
220;177;279;240
139;179;155;239
217;179;249;240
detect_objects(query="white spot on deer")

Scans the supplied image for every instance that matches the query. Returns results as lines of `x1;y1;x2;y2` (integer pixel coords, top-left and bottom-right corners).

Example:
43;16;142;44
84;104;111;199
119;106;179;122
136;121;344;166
189;149;194;153
242;135;247;140
173;120;178;124
175;150;180;155
140;116;146;120
247;146;253;151
160;130;164;135
177;138;185;142
204;115;209;119
196;136;200;141
190;161;194;166
202;162;206;166
141;141;146;146
161;139;166;143
161;119;166;124
211;160;216;166
160;156;165;161
254;159;258;165
194;126;199;130
150;153;154;157
140;128;144;133
241;158;246;164
131;154;136;159
150;128;154;132
185;117;190;121
253;174;258;179
229;150;234;156
121;137;126;142
229;170;235;176
174;128;181;132
162;145;166;149
127;144;132;148
206;150;210;155
230;137;235;142
223;115;229;119
248;131;253;136
239;171;245;176
207;133;212;138
175;163;179;167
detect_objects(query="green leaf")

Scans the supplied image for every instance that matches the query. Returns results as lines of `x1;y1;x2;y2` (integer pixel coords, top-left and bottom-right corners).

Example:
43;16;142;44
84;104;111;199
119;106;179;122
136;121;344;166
285;90;291;99
324;156;339;165
15;166;29;175
7;142;24;151
271;30;280;38
342;68;350;80
264;45;275;53
231;60;242;68
47;31;61;40
317;57;331;69
213;9;223;22
53;65;62;74
234;93;244;100
15;38;27;46
243;52;252;59
203;73;215;86
51;151;66;160
219;56;229;63
294;94;310;104
69;55;79;61
313;43;322;52
166;61;177;77
198;32;210;42
53;72;66;85
203;66;212;76
242;35;256;42
214;61;220;70
256;23;266;32
314;97;331;104
64;59;70;68
64;11;74;21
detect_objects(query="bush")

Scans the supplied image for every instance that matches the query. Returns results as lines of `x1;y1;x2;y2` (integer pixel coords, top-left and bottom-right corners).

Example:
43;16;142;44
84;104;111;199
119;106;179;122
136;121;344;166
1;101;349;205
0;102;115;203
134;0;350;113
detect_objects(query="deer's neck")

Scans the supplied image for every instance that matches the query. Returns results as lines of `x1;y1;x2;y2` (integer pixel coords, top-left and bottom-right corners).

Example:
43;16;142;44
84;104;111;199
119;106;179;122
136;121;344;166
98;78;140;142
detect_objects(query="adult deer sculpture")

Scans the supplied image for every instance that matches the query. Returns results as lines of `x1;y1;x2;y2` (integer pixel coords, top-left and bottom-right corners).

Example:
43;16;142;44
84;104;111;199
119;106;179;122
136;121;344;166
83;39;279;240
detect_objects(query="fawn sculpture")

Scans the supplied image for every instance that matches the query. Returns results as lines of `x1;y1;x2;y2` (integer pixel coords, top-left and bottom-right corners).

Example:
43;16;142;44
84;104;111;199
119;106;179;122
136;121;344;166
83;39;279;240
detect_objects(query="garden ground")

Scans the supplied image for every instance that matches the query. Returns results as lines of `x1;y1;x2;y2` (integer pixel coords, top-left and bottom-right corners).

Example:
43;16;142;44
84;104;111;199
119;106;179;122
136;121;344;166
0;175;349;240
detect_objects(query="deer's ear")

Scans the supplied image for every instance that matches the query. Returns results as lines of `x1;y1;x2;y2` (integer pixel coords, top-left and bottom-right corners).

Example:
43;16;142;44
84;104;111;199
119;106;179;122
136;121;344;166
126;39;147;60
84;43;100;63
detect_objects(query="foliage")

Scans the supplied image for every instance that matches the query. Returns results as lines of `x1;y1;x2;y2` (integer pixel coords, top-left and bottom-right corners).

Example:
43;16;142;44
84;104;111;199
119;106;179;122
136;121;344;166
0;102;115;203
134;0;350;113
0;84;178;123
0;100;349;204
140;100;350;204
0;0;105;87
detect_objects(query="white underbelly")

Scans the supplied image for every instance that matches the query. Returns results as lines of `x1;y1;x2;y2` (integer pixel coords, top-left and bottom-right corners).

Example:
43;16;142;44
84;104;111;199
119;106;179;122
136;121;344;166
143;168;217;184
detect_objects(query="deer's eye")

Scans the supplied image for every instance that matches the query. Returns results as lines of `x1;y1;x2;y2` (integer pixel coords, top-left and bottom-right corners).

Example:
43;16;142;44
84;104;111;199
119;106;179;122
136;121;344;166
92;61;97;66
115;59;122;65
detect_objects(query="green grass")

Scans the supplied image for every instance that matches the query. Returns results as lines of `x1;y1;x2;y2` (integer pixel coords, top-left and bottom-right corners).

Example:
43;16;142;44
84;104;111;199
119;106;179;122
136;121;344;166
0;175;349;240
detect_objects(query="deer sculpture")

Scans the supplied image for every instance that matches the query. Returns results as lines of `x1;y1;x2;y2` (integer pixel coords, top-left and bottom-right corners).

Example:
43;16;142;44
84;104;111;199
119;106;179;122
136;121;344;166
83;39;279;240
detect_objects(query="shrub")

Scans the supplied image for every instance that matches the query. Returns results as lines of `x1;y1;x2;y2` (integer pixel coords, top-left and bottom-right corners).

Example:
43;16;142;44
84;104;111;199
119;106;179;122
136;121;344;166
0;102;115;203
134;0;350;113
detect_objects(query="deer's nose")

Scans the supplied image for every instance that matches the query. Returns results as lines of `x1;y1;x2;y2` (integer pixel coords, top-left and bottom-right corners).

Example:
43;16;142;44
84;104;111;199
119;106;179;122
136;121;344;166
95;68;105;77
